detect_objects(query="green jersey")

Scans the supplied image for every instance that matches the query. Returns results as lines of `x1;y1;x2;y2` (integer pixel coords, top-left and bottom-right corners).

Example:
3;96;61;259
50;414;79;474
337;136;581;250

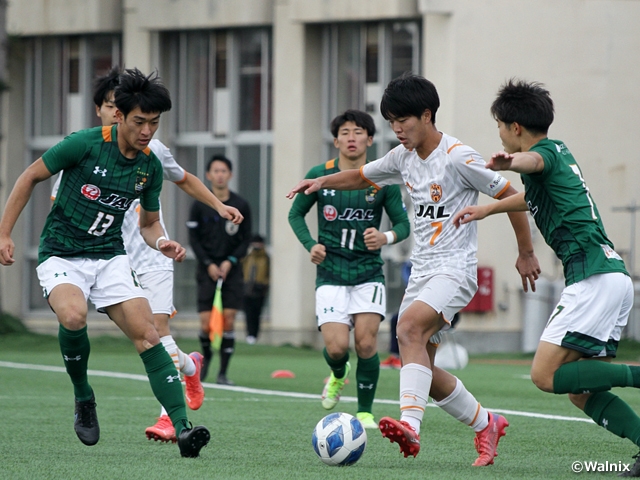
288;158;410;287
523;138;628;285
39;125;164;264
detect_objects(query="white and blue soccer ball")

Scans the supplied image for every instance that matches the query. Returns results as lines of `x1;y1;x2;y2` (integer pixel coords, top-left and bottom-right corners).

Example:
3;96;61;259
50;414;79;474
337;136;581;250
312;412;367;466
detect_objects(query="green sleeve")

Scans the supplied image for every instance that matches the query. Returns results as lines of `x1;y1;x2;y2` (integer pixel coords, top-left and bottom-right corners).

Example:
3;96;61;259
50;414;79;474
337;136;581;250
140;159;163;212
288;167;320;252
383;185;410;243
41;132;88;175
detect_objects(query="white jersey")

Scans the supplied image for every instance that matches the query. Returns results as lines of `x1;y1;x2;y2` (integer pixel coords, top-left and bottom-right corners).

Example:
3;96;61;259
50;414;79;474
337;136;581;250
361;133;510;277
51;139;187;275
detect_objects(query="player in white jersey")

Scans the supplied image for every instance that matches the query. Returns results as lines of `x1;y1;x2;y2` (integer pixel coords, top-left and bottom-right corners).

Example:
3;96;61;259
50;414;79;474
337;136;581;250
288;74;540;465
52;66;244;442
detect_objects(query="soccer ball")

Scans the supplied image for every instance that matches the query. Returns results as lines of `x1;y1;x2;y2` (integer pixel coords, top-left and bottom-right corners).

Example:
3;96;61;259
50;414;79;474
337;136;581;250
312;412;367;466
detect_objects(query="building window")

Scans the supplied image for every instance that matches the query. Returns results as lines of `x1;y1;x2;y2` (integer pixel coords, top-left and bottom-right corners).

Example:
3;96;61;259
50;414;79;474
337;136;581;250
161;28;273;313
24;35;121;311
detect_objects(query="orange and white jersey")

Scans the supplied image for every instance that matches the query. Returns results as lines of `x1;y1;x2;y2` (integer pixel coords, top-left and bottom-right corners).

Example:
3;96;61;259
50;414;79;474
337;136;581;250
360;133;510;277
121;139;186;274
51;139;187;275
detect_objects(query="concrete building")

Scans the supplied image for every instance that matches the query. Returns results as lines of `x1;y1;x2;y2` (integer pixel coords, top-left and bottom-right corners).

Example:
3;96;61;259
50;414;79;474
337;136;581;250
2;0;639;352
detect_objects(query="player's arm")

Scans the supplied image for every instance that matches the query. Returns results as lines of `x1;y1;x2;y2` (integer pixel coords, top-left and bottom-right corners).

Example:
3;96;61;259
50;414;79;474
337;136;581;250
177;172;243;225
0;158;52;265
364;185;410;251
500;188;540;292
453;191;528;227
139;207;186;262
487;151;544;174
287;169;368;198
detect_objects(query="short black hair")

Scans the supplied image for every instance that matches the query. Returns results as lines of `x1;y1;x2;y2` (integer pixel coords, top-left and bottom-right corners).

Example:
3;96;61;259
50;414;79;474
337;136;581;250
380;73;440;124
490;79;554;135
93;65;121;108
207;154;233;172
330;110;376;138
114;68;172;118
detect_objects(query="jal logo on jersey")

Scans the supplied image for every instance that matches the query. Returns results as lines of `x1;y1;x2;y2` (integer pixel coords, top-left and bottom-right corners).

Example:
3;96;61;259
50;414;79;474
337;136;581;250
99;193;134;211
416;204;451;220
81;184;101;200
323;205;338;221
430;183;442;203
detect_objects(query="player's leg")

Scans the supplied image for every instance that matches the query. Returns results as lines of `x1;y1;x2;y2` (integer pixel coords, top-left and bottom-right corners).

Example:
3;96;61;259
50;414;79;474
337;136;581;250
95;256;209;457
352;312;381;428
243;294;261;343
196;266;216;381
350;282;385;429
37;257;98;446
217;267;244;385
429;344;507;466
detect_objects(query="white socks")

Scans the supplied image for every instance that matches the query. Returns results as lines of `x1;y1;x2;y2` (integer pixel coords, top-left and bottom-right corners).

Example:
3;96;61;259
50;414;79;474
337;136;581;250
399;363;432;432
433;377;489;432
160;335;196;376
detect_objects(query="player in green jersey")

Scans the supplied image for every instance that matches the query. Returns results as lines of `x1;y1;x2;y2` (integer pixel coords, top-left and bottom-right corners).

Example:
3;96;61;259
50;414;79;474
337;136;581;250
453;79;640;473
0;68;209;458
288;110;410;429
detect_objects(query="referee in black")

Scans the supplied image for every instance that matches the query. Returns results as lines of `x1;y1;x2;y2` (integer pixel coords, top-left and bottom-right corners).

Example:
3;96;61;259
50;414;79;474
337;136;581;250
187;155;252;385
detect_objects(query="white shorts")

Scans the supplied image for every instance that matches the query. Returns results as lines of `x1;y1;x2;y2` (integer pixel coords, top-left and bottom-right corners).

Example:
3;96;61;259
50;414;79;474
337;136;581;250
138;270;177;316
36;255;146;313
540;272;633;357
316;283;386;329
399;270;477;345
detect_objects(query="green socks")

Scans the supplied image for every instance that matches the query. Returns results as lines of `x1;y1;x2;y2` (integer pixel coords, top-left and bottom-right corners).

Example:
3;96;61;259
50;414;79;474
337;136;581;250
356;353;380;414
141;343;188;436
553;361;636;394
323;348;349;379
585;392;640;446
58;324;93;401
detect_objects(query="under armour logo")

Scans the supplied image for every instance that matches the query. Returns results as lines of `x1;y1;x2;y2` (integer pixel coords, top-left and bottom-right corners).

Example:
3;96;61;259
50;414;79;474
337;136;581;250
54;272;68;278
64;355;82;361
323;307;334;313
166;374;180;383
358;383;375;390
93;166;108;176
323;189;336;196
602;418;609;429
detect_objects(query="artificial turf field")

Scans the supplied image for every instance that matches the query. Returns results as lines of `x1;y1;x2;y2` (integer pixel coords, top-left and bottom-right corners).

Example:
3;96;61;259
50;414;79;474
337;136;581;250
2;332;640;480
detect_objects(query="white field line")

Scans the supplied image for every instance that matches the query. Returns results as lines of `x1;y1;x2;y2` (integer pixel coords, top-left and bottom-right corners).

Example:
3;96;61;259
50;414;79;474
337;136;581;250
0;361;592;423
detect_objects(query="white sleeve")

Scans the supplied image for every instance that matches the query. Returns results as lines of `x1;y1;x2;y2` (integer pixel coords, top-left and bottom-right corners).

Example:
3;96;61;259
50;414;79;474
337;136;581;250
452;147;510;198
149;139;187;183
361;146;405;188
51;172;62;200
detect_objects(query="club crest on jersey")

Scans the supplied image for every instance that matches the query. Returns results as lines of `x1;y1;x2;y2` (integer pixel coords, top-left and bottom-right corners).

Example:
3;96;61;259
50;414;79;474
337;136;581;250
134;176;148;194
225;220;240;235
365;187;378;204
81;184;101;201
430;183;443;203
323;205;338;221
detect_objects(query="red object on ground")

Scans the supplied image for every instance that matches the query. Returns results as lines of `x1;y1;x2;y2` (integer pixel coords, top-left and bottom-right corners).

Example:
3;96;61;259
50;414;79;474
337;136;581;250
271;370;296;378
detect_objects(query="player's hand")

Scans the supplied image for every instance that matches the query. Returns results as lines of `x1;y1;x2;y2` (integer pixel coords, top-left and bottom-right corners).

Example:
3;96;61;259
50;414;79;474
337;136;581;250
286;179;322;199
218;205;243;225
515;250;541;293
219;260;232;280
158;239;186;262
486;151;514;171
452;205;490;228
0;235;15;266
310;244;326;265
363;227;386;251
207;263;222;281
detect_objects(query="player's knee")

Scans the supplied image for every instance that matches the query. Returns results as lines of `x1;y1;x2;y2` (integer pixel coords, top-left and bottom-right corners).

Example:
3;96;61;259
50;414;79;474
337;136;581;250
57;307;88;330
530;368;554;393
396;321;425;347
354;340;376;359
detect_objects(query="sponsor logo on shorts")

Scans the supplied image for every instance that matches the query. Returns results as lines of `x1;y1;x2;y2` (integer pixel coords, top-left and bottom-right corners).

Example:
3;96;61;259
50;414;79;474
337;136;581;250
81;184;101;200
323;205;338;221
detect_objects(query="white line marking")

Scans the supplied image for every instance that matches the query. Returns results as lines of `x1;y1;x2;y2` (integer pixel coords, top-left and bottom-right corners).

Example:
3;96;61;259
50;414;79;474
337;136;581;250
0;361;592;423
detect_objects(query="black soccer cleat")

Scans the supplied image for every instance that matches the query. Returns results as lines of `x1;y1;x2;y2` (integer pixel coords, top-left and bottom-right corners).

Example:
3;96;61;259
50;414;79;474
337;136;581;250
216;374;235;386
620;452;640;477
178;425;211;458
74;394;100;446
